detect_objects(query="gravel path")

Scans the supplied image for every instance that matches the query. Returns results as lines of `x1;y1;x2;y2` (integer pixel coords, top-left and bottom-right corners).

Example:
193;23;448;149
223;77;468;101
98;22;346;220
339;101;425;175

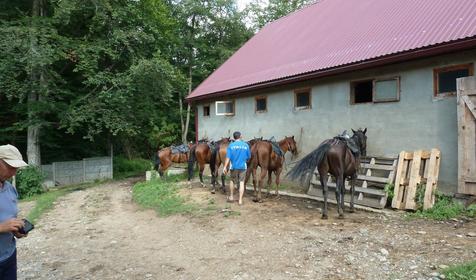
16;178;476;280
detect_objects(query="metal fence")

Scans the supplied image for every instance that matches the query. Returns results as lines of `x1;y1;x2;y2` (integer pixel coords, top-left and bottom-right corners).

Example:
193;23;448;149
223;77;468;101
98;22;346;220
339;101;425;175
41;156;113;186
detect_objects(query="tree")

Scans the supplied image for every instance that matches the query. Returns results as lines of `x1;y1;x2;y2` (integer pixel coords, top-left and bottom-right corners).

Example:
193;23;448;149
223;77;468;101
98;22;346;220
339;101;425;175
245;0;314;31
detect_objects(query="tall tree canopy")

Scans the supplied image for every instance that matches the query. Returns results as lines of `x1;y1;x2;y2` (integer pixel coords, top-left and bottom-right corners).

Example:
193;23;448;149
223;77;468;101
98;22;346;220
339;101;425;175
0;0;305;162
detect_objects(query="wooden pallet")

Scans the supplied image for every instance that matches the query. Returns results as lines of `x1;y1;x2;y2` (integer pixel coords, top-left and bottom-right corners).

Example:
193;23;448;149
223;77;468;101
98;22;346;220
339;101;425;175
391;149;441;210
307;156;398;209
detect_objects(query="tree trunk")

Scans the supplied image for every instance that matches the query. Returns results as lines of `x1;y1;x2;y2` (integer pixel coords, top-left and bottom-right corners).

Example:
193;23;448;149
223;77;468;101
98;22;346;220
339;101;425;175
27;0;43;166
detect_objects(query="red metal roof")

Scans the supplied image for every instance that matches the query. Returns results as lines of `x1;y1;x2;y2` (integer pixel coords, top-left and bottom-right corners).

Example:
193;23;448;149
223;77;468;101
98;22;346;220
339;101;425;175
187;0;476;101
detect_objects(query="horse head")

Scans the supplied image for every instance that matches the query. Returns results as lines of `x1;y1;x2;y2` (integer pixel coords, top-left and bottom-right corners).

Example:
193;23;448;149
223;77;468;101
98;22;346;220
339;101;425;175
282;136;298;156
351;128;367;156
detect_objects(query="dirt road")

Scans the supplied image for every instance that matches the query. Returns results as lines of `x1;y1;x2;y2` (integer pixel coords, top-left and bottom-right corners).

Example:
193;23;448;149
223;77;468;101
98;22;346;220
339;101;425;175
17;178;476;280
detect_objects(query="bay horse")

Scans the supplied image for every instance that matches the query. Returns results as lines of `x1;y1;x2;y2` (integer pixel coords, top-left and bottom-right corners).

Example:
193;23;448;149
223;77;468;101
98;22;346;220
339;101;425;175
245;136;298;202
287;128;367;219
155;144;191;177
189;138;230;188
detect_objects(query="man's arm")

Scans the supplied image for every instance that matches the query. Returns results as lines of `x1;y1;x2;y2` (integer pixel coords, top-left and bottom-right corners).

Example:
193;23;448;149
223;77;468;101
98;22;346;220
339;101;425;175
223;158;230;175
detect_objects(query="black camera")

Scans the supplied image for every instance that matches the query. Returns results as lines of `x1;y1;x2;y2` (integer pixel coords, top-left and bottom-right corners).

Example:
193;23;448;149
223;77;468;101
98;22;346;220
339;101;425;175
18;219;34;235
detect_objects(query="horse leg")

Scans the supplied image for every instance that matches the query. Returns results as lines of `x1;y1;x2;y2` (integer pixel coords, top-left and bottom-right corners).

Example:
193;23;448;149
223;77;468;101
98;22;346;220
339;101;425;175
221;168;226;193
252;168;257;197
266;170;272;197
349;177;355;213
160;159;171;178
275;167;282;198
320;172;329;219
199;163;205;188
211;164;217;194
336;174;345;219
254;167;267;203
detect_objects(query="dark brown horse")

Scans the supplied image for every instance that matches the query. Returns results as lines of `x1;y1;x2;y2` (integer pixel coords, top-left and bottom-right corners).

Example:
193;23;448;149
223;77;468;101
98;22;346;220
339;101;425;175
155;144;191;177
245;136;298;202
189;138;230;187
287;129;367;219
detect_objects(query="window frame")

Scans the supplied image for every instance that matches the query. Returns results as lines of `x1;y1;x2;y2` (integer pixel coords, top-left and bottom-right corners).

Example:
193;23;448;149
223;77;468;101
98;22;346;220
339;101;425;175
294;88;312;110
215;100;235;116
255;96;267;113
433;63;474;98
203;104;210;117
350;77;400;104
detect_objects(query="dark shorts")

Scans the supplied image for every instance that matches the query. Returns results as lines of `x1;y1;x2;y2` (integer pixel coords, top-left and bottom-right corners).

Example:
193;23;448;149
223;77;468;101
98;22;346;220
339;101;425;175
0;249;17;280
230;169;246;185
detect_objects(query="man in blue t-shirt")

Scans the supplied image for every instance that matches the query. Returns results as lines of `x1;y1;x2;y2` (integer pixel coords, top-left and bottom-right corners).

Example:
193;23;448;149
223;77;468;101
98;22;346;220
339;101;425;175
223;131;251;205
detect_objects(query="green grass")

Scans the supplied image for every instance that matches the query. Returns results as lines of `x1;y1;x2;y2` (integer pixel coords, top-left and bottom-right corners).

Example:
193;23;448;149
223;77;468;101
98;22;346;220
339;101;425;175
132;175;198;216
407;193;476;220
114;156;152;179
441;260;476;280
23;182;100;224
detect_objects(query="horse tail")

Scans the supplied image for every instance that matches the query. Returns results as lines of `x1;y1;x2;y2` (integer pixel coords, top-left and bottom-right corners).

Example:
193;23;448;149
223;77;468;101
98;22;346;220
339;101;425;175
154;151;161;171
187;145;197;181
287;141;332;184
209;144;219;177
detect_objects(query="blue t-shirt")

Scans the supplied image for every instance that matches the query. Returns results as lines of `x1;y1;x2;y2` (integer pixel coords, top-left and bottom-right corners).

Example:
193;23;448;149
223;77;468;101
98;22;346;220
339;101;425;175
226;140;251;170
0;181;18;262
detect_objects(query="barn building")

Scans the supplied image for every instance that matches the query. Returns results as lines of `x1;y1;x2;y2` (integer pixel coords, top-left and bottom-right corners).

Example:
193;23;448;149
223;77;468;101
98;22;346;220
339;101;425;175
186;0;476;193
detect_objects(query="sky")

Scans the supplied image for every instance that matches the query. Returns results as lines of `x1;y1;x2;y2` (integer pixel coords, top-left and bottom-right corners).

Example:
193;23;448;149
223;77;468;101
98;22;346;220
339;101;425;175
237;0;268;11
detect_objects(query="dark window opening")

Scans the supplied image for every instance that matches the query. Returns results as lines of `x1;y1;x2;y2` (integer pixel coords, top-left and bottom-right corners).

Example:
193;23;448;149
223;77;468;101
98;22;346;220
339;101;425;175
352;80;373;103
203;105;210;116
434;64;473;96
295;90;311;109
256;97;267;112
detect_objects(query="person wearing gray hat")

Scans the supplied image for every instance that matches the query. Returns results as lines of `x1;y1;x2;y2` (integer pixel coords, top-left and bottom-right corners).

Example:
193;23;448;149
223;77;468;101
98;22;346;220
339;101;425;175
0;144;28;280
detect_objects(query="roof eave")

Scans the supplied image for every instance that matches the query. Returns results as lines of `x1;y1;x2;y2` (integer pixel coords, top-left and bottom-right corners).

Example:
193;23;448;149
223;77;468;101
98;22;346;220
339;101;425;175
186;37;476;102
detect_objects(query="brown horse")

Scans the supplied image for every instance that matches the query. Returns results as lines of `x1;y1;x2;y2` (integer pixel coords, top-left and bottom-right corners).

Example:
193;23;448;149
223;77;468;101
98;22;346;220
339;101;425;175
287;129;367;219
155;145;190;177
245;136;298;202
209;138;232;193
189;138;230;187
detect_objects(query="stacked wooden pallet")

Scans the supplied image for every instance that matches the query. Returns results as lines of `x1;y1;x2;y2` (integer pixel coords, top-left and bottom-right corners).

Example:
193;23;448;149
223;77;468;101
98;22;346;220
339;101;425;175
391;149;441;210
307;156;398;209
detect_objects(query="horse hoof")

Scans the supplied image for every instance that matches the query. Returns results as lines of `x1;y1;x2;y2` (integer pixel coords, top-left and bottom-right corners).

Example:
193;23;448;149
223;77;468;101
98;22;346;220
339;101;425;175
321;214;328;220
253;198;263;203
338;214;344;219
349;208;355;213
211;190;215;194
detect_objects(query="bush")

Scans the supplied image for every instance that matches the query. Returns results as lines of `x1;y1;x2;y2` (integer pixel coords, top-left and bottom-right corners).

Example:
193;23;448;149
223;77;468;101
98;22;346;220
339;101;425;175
113;156;152;179
441;260;476;280
408;192;475;220
16;166;45;198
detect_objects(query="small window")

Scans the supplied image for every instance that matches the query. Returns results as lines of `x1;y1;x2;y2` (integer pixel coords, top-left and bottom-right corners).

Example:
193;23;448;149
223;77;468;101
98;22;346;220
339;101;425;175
351;77;400;104
255;96;267;113
203;105;210;116
215;101;234;116
351;80;373;104
294;88;311;109
434;63;474;97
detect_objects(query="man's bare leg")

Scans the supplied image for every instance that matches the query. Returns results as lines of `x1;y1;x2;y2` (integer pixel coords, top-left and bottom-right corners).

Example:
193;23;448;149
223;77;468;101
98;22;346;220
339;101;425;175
238;181;245;205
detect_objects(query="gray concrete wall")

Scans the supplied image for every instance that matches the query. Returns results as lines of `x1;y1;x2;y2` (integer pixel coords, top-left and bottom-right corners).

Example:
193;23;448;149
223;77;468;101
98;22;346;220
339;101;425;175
195;50;476;193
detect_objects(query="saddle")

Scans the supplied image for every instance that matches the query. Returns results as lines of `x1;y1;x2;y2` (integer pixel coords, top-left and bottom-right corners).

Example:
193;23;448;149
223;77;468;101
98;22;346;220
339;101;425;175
334;131;360;155
171;144;189;154
267;137;285;158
